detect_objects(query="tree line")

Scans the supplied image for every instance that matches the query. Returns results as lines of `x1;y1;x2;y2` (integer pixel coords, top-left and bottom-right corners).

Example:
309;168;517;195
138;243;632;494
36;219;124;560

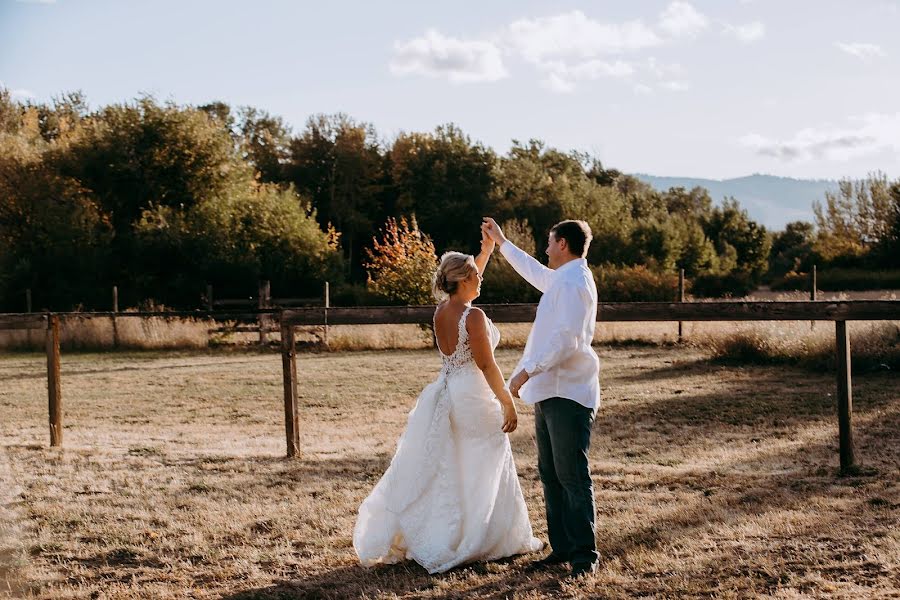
1;89;898;311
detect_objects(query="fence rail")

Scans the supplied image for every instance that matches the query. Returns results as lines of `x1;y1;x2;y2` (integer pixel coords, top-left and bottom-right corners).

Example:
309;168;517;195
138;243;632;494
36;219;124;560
281;300;900;326
4;300;899;474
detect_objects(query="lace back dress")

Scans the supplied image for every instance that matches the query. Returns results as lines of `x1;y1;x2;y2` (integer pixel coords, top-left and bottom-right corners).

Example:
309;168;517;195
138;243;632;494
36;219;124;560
353;305;543;573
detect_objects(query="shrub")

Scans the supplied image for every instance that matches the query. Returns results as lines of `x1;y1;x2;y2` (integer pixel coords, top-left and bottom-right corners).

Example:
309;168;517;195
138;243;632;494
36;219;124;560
480;219;542;304
364;216;437;305
690;271;756;298
592;264;680;302
771;268;900;292
695;321;900;371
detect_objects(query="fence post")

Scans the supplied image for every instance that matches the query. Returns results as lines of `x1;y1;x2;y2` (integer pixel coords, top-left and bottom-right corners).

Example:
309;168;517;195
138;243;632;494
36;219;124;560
46;314;62;447
206;284;214;312
323;281;330;349
26;289;33;347
281;317;300;457
810;265;817;301
677;269;685;342
810;265;817;330
112;285;119;349
259;280;271;345
835;320;856;474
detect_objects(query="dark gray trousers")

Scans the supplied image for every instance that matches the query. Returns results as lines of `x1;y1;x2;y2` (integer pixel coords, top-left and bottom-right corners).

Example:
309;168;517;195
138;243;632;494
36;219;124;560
534;397;598;565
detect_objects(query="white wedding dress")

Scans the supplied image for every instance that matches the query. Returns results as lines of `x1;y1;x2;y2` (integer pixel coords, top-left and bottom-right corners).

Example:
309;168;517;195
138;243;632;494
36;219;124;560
353;306;543;573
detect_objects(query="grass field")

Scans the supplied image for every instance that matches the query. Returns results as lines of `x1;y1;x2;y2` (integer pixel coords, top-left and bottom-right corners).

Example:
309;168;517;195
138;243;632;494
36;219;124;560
1;344;898;599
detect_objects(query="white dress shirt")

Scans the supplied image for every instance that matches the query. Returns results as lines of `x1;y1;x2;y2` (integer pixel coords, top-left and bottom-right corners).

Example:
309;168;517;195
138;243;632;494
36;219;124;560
499;240;601;411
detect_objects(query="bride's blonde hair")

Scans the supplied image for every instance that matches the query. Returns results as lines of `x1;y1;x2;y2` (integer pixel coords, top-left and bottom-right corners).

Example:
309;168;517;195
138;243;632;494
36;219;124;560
432;252;477;301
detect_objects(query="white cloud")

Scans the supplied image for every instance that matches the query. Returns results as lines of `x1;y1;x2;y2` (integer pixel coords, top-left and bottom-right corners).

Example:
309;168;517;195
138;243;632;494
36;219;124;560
644;57;685;78
390;4;755;92
740;113;900;162
502;11;662;64
390;30;507;83
723;21;766;43
15;0;57;4
657;1;709;37
659;80;690;92
538;58;635;94
633;83;654;95
542;72;576;94
834;42;886;59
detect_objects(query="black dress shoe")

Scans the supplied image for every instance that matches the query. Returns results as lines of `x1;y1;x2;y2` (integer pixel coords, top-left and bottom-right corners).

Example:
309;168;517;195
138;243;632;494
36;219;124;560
525;553;570;572
569;561;598;579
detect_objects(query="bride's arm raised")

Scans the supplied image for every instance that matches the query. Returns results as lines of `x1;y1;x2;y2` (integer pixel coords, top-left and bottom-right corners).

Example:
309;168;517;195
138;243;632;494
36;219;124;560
466;308;518;433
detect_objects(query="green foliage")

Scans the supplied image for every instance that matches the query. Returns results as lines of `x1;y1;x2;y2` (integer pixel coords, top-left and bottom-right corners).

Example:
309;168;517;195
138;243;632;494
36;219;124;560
20;88;891;308
813;172;898;267
702;198;771;281
770;268;900;292
479;220;541;303
288;113;384;274
592;264;681;302
690;271;756;298
237;106;292;184
769;221;816;278
134;184;342;302
0;92;341;310
388;124;495;254
364;217;437;305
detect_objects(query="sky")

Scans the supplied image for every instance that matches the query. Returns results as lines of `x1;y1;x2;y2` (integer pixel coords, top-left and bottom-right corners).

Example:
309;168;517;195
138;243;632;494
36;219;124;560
1;0;899;181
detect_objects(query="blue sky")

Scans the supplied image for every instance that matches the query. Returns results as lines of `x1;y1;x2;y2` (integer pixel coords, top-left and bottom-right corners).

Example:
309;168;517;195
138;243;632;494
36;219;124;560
2;0;898;180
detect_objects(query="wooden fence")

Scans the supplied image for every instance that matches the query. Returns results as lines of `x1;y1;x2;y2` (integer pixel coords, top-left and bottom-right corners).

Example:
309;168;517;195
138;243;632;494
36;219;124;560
281;300;896;473
3;299;898;475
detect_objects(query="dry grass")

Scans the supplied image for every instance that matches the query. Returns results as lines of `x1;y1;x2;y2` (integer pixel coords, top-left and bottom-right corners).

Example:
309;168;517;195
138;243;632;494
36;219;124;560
0;289;895;354
693;320;900;371
1;345;898;599
0;315;210;352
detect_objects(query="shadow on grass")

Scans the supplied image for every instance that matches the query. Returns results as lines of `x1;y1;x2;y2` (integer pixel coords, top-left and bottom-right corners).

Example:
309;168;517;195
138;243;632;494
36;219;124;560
220;561;567;600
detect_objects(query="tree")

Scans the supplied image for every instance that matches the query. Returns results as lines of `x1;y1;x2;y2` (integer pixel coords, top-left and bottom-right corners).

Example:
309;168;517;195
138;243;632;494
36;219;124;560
813;172;897;264
54;96;252;235
703;198;771;280
237;106;292;184
364;216;437;305
134;183;343;304
879;183;900;266
388;124;495;255
769;221;816;277
288;114;384;275
0;159;112;309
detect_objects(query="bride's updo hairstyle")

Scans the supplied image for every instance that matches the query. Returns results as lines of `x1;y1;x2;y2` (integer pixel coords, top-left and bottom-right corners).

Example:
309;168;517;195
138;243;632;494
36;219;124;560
432;251;477;301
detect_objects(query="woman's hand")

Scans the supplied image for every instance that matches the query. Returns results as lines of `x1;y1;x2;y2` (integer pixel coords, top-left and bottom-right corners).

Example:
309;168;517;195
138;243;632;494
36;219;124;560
501;400;518;433
480;227;496;255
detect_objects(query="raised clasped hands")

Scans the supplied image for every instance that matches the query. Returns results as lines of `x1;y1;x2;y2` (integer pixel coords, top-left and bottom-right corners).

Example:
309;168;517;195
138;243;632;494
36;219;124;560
481;217;506;246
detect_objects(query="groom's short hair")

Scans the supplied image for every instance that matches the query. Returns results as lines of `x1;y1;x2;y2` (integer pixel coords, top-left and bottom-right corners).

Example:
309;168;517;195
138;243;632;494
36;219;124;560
550;220;592;258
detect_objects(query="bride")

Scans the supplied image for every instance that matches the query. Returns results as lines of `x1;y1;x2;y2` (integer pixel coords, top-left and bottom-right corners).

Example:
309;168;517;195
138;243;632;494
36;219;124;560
353;230;543;573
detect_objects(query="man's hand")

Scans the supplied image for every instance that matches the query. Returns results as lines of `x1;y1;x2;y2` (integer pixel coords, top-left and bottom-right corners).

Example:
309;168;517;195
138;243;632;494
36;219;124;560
509;369;530;398
481;217;507;246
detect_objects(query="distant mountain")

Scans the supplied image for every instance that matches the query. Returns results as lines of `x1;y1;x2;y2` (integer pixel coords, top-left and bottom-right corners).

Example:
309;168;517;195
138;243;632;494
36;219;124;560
632;173;839;231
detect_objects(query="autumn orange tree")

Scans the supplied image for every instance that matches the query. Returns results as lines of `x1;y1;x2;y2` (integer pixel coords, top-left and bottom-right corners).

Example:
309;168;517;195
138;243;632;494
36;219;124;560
364;216;437;305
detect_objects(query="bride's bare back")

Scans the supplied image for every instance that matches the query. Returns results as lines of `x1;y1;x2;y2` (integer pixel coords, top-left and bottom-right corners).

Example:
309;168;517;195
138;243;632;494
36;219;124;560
433;301;468;356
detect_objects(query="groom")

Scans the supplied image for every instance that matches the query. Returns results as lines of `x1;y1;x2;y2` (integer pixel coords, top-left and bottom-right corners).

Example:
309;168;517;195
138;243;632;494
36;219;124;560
482;217;601;578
